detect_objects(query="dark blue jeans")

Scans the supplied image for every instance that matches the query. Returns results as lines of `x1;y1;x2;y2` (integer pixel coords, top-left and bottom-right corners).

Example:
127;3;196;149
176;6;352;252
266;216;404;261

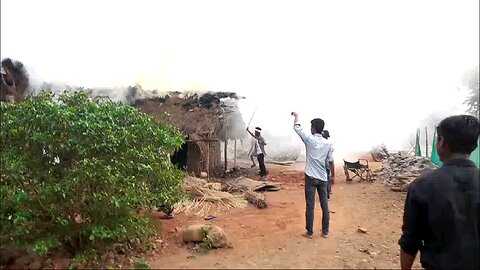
257;154;268;176
305;174;330;235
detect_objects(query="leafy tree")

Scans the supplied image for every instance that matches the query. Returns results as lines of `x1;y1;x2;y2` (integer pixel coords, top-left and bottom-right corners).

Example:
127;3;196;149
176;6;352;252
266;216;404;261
0;91;184;255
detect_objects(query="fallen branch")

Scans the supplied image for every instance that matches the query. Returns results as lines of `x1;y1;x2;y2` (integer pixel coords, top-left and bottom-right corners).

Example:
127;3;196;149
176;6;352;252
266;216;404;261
244;190;267;209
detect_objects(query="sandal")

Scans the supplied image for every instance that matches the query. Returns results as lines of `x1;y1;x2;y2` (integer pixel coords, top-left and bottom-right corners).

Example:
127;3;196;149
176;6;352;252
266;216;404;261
302;233;313;239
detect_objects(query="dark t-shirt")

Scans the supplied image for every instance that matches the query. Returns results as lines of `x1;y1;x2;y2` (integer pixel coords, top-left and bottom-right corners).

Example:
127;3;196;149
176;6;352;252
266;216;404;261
399;159;479;270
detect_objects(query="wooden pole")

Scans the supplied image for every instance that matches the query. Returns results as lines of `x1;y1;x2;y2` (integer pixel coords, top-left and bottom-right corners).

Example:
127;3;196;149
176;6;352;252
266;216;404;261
224;115;228;172
224;140;228;172
425;127;429;158
207;141;210;181
234;139;237;168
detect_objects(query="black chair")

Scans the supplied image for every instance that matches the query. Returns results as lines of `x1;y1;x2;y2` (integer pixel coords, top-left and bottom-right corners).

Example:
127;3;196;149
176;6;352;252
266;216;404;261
343;159;372;182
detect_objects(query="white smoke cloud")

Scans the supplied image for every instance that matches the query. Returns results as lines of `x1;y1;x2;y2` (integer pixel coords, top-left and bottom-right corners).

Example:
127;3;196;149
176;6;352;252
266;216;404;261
2;0;478;161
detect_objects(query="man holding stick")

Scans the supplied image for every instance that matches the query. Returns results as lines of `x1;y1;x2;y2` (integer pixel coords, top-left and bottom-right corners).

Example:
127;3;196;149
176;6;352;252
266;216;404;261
246;127;269;181
292;112;334;238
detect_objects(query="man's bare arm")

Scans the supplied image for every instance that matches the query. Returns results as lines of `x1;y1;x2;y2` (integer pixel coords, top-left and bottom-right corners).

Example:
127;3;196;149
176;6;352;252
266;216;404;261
400;249;416;270
292;112;299;124
291;112;310;143
329;161;335;185
246;128;256;138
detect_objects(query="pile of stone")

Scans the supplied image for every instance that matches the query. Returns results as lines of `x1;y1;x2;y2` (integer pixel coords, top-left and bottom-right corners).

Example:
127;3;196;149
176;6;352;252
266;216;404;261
370;144;390;162
378;152;440;192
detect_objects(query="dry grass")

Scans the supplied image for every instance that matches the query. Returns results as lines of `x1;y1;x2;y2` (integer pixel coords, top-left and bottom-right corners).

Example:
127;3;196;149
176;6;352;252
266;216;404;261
175;176;247;216
244;190;267;209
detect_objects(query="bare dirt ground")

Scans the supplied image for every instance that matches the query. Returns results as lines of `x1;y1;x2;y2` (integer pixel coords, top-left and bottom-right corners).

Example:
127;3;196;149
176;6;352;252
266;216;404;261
145;161;422;269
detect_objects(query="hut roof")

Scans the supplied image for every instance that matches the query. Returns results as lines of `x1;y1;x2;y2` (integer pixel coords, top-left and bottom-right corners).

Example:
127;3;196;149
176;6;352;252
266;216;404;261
133;90;246;141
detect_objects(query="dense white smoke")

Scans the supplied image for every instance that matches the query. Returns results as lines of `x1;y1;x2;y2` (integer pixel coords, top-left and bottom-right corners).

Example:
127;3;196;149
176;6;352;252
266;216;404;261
2;0;478;162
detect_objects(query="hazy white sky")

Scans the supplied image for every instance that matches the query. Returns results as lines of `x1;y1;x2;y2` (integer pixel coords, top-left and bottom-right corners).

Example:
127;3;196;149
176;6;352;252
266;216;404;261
1;0;478;157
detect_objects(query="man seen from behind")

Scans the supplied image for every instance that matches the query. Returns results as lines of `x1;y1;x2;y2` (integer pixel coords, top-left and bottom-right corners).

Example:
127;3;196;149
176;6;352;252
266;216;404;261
399;115;480;270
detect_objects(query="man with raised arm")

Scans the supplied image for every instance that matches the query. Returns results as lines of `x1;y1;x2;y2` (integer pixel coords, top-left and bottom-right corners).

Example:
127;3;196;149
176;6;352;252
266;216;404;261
292;112;334;238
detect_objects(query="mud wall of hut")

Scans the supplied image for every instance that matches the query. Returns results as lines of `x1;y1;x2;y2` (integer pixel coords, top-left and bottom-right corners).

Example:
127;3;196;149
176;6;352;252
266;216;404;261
186;140;221;175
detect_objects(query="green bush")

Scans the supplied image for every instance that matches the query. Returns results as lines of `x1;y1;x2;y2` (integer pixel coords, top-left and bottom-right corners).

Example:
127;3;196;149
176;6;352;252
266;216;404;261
0;91;185;255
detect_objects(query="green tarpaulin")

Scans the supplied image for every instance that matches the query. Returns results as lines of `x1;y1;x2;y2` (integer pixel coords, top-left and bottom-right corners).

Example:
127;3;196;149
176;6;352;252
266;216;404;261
430;129;442;166
415;129;422;157
470;137;480;168
431;130;479;168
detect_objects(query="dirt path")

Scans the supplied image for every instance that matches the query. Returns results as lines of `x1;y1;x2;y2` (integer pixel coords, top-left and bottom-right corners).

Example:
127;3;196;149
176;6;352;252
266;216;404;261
146;162;422;269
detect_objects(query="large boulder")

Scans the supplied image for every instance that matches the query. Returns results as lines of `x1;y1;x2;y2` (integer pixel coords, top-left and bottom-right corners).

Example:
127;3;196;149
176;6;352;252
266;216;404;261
207;225;229;248
182;224;230;248
182;224;207;242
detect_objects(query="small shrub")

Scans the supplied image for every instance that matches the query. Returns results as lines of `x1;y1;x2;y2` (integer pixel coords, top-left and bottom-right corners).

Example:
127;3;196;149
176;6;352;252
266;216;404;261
0;91;185;255
134;259;150;269
201;227;213;250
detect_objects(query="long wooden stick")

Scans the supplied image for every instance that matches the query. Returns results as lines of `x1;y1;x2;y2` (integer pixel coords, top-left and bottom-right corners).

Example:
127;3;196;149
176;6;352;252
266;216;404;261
247;106;258;128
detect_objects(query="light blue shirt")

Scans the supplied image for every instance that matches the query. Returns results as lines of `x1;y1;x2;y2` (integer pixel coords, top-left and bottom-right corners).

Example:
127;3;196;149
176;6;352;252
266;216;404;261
294;123;334;181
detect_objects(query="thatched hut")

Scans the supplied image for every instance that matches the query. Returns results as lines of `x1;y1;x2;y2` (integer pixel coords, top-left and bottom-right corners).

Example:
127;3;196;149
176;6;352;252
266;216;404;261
132;88;246;176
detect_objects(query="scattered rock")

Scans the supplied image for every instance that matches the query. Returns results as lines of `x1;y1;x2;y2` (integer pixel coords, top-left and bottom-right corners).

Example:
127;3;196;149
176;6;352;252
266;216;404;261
129;238;141;246
330;210;336;214
357;227;368;234
359;248;371;255
113;243;126;254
